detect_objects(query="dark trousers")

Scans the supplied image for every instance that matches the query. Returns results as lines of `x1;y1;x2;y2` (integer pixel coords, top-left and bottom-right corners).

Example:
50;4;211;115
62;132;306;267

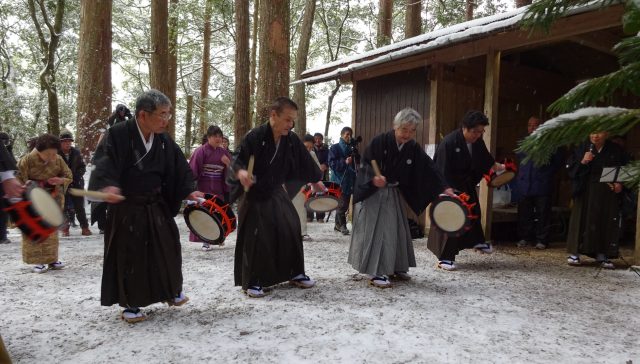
0;208;7;240
64;194;89;228
517;194;552;245
335;193;351;227
306;210;325;222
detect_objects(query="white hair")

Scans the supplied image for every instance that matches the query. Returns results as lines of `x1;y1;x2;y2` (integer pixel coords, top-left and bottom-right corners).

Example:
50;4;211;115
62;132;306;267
393;108;422;128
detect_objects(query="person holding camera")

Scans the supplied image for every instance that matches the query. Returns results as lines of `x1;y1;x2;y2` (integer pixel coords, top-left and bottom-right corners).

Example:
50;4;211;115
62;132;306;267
328;127;357;235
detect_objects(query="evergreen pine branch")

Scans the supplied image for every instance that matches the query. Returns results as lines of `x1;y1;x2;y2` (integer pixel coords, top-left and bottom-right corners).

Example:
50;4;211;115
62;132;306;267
521;0;616;32
548;62;640;114
517;107;640;165
614;34;640;65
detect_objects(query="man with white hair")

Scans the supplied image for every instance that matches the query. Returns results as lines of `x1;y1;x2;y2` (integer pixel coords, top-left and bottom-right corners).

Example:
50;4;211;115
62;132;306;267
348;108;452;288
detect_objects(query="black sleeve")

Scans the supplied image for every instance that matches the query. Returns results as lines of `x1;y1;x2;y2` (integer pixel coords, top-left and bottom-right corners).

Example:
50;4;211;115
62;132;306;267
88;128;127;191
0;143;16;172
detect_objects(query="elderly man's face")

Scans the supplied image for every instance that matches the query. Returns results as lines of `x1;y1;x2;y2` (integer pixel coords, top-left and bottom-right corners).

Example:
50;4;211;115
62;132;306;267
314;135;323;146
394;123;417;145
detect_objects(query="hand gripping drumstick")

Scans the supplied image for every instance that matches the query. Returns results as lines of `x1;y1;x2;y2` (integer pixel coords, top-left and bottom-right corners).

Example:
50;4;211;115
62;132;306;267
68;188;126;202
370;160;382;177
244;155;255;192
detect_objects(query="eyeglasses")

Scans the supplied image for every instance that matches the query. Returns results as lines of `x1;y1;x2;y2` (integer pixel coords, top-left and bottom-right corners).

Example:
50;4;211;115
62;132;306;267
144;110;172;121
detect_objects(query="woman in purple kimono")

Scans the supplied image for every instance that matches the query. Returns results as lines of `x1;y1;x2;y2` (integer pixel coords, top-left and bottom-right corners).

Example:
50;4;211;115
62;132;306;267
189;125;231;250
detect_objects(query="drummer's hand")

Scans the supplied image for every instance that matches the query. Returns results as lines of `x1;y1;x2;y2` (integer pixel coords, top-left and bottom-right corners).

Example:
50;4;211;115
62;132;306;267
372;175;386;188
320;164;328;172
346;156;352;165
443;188;456;197
47;177;64;185
237;169;254;190
581;151;594;164
188;191;205;200
221;155;231;166
101;186;124;204
612;182;623;194
2;178;24;199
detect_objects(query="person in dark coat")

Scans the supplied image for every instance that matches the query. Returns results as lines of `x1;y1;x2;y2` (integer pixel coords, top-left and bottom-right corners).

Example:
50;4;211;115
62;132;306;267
427;111;505;271
515;117;563;249
566;132;628;269
349;108;451;288
0;132;19;245
307;132;329;222
89;89;203;323
230;97;322;298
58;131;92;236
328;127;357;235
107;104;133;127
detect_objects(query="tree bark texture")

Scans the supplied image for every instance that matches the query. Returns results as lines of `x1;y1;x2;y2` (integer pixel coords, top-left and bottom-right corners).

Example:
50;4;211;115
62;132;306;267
249;0;259;127
185;94;193;156
324;80;341;138
234;0;251;144
199;0;213;137
292;0;316;137
466;0;474;21
150;0;171;104
167;0;179;138
515;0;532;7
377;0;393;47
76;0;112;160
404;0;421;39
256;0;290;124
27;0;65;136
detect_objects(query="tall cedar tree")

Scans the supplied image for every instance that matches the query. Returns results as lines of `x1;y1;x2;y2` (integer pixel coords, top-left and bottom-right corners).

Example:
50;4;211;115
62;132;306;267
234;0;251;142
292;0;317;136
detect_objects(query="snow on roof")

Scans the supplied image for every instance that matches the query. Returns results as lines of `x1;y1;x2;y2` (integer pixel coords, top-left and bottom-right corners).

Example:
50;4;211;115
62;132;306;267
296;2;607;85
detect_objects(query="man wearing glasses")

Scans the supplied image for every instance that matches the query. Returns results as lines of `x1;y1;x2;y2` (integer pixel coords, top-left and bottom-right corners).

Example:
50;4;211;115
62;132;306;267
90;89;204;323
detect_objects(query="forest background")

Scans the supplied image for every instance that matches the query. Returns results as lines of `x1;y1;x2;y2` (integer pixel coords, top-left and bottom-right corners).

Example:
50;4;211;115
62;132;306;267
0;0;518;159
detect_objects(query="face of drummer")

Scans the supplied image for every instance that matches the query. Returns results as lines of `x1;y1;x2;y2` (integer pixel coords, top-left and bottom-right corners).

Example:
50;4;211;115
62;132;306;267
462;125;485;144
37;148;58;163
527;117;541;135
394;123;417;145
270;106;297;138
139;103;172;135
589;131;608;149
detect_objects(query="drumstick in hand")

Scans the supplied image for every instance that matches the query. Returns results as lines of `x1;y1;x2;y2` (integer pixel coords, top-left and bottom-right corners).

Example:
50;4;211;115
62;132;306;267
244;155;255;192
69;188;125;202
371;160;382;177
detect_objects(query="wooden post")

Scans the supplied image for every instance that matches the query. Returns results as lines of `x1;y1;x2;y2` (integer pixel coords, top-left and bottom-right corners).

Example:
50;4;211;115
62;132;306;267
480;49;501;239
425;63;444;232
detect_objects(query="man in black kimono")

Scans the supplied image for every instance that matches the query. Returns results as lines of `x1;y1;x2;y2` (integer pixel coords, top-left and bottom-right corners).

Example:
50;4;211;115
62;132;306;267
566;131;628;269
427;111;504;271
90;89;203;323
349;108;451;288
1;134;21;245
231;97;322;298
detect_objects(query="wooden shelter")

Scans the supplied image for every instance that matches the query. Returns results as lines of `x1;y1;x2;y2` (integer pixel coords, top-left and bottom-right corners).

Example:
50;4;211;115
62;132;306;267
297;3;640;260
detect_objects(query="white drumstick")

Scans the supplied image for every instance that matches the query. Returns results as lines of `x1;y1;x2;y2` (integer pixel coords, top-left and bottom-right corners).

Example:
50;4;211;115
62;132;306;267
68;188;126;202
371;160;382;177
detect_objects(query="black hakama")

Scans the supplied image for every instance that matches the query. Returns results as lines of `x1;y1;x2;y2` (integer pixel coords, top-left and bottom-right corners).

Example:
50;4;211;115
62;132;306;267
230;123;322;290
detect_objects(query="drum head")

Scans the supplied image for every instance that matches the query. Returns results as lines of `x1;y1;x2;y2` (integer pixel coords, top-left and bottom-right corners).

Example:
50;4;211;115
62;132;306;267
431;200;467;233
29;187;64;227
489;171;516;188
186;209;223;243
305;196;340;213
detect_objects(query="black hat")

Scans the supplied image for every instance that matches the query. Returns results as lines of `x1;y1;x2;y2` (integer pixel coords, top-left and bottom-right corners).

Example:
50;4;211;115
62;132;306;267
59;131;74;141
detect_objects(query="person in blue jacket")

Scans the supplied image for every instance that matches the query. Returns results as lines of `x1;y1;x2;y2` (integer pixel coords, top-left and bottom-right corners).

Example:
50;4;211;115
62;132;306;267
328;127;357;235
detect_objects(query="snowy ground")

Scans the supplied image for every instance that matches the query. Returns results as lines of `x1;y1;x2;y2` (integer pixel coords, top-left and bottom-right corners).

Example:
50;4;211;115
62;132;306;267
1;215;639;364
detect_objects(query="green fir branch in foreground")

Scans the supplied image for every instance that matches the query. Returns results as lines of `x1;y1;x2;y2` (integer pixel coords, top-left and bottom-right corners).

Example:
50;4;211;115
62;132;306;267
517;107;640;165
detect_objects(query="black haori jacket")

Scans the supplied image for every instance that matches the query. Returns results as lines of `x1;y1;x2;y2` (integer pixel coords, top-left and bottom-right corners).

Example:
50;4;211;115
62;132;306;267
353;131;447;216
89;119;194;216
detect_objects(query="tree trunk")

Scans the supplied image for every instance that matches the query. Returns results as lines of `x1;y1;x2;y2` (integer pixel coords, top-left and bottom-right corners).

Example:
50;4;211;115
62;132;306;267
256;0;291;124
200;0;213;137
150;0;171;103
324;80;341;137
515;0;532;7
404;0;421;39
27;0;65;136
167;0;179;139
292;0;316;137
76;0;112;160
234;0;251;144
466;0;474;21
249;0;259;127
185;94;193;157
377;0;393;47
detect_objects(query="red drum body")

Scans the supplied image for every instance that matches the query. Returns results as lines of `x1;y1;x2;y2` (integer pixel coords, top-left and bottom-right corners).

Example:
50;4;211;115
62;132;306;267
484;158;517;188
304;181;343;213
429;192;478;237
3;185;64;243
183;194;236;245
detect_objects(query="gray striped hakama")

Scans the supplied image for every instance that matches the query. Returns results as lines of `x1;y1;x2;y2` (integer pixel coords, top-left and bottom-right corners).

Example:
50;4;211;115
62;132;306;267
348;186;416;276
